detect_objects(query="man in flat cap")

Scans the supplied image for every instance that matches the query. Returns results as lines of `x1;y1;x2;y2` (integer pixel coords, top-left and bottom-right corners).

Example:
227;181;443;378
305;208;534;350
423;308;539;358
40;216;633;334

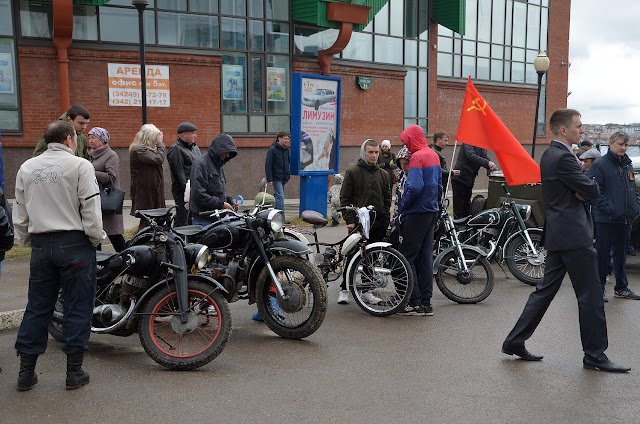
579;148;600;173
167;122;201;226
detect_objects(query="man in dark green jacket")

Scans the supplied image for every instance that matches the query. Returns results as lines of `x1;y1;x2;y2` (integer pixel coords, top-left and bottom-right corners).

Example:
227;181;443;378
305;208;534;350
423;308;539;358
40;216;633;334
33;105;91;160
338;138;391;305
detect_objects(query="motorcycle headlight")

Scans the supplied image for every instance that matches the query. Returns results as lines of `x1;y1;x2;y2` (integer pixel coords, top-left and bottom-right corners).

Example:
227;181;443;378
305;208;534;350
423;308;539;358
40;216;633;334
184;243;210;271
267;209;285;233
520;205;532;221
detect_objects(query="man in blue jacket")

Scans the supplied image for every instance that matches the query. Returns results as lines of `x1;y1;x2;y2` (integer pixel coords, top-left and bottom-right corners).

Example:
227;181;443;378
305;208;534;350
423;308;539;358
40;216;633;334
397;125;442;316
265;132;290;213
587;131;640;301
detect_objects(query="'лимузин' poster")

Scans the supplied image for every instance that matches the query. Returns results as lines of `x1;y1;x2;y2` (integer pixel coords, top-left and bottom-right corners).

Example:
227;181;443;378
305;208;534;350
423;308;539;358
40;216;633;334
222;64;244;101
267;67;286;102
299;77;338;172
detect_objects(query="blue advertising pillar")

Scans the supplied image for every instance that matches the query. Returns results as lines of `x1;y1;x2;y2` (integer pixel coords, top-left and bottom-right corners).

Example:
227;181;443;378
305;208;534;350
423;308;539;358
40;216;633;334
290;73;341;217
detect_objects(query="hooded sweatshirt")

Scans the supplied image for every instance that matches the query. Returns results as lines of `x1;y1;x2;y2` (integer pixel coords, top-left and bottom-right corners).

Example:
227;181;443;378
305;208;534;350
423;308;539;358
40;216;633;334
189;134;238;217
399;125;441;215
339;140;391;228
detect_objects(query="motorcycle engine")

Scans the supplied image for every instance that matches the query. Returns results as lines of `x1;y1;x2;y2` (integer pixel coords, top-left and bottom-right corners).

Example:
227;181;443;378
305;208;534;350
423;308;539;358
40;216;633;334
119;275;149;305
478;228;500;248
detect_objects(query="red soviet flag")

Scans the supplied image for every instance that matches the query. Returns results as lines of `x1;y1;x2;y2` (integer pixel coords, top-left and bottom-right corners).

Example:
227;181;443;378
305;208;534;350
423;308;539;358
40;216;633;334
455;77;541;185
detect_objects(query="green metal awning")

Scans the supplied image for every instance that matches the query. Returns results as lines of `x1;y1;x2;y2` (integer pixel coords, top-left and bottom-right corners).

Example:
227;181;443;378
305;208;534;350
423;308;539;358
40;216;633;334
432;0;466;35
292;0;389;30
72;0;112;5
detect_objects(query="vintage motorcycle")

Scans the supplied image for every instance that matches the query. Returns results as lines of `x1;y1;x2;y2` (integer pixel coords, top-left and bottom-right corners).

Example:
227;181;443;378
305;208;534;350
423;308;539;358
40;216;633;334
49;207;231;370
183;206;327;340
432;200;494;304
296;205;414;317
437;184;546;286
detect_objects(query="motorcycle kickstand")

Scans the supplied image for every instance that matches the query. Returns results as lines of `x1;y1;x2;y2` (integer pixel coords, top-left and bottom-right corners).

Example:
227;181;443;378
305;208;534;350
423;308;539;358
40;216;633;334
496;261;510;279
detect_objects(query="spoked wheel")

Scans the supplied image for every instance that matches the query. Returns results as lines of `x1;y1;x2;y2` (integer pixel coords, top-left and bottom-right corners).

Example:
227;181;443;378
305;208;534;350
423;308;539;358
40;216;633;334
348;246;413;317
138;279;231;370
436;247;494;304
256;255;327;339
505;232;546;286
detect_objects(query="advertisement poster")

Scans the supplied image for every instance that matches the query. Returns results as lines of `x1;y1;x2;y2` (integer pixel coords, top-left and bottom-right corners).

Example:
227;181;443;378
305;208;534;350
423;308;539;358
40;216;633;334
267;67;286;102
108;63;170;107
0;53;14;94
299;77;339;172
222;64;244;100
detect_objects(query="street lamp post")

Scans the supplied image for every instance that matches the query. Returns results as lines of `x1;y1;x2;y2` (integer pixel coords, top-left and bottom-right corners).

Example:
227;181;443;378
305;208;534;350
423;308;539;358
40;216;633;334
133;0;148;125
531;50;550;160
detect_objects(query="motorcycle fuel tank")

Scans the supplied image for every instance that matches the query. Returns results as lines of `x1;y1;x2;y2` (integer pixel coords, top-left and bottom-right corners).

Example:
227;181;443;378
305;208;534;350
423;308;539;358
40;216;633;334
467;208;504;228
199;220;250;249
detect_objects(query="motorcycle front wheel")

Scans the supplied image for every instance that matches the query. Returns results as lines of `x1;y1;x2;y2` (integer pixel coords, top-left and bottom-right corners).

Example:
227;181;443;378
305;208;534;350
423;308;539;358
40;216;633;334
138;279;231;370
435;247;494;304
348;246;413;317
256;255;327;339
505;232;545;286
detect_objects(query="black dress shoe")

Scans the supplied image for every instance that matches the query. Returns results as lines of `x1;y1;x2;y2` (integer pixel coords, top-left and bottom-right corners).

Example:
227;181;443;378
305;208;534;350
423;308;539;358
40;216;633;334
502;343;543;361
583;357;631;373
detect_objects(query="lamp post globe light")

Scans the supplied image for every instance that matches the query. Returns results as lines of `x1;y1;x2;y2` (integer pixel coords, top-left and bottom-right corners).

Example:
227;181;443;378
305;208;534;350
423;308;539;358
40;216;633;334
133;0;149;125
531;50;550;159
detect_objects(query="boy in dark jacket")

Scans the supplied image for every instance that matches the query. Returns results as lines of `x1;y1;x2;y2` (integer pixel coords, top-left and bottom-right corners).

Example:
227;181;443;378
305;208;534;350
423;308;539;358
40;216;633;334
265;131;290;213
189;134;238;225
338;139;391;305
451;143;497;218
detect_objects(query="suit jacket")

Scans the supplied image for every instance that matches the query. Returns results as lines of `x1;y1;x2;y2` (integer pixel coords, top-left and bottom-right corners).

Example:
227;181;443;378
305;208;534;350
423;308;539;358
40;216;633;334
540;140;600;251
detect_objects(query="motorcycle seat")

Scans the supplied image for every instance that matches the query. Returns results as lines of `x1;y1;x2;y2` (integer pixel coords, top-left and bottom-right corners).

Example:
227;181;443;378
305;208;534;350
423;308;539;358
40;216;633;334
301;210;328;227
135;207;172;218
453;216;471;225
174;224;205;236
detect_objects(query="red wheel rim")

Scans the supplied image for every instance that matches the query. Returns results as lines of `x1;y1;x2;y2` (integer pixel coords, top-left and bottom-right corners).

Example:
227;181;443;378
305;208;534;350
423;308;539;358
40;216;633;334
148;289;222;358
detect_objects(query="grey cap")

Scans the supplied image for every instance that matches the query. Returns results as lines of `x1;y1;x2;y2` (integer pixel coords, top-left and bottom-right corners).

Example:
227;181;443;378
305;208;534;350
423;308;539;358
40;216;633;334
177;122;198;134
580;149;601;160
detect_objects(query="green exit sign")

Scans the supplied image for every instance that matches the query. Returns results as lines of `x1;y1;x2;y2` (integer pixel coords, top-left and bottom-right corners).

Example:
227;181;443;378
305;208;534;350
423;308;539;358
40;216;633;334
357;76;372;90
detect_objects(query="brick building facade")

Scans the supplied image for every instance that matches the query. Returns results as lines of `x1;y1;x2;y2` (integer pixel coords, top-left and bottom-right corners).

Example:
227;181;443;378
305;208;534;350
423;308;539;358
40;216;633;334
0;0;570;202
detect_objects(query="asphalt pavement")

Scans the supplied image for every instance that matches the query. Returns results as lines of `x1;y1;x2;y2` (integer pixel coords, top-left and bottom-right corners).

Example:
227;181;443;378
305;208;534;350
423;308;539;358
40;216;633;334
2;204;640;423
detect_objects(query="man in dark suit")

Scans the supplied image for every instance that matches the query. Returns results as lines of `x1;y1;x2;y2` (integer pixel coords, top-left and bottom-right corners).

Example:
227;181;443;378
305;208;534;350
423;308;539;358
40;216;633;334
502;108;630;373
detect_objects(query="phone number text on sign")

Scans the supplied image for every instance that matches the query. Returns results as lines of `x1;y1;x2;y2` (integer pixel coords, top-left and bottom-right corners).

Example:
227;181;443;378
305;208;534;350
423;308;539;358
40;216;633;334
108;63;170;108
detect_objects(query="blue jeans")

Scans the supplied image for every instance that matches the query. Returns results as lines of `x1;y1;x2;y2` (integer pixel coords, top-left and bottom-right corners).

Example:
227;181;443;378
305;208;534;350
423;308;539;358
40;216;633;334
273;180;285;212
192;217;214;228
595;222;631;293
15;231;97;356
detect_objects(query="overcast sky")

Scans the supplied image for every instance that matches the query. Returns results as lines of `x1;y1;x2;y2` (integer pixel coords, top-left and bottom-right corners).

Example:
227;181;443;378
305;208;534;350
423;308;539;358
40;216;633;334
567;1;640;124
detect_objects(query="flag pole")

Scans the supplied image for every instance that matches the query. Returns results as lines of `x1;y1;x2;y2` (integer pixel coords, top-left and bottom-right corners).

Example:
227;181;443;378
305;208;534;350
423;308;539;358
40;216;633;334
444;139;459;207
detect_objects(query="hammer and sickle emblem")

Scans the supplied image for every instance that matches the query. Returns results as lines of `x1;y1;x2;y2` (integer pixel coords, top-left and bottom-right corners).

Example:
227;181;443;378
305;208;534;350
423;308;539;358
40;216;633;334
466;98;487;116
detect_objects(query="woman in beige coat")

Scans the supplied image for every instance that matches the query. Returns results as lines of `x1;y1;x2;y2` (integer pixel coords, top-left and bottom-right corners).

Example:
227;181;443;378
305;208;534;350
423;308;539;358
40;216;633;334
88;127;125;252
129;124;166;229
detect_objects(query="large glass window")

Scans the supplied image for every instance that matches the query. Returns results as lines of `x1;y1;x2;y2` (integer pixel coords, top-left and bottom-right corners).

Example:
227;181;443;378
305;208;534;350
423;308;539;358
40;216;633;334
438;0;549;85
294;0;430;132
0;0;20;132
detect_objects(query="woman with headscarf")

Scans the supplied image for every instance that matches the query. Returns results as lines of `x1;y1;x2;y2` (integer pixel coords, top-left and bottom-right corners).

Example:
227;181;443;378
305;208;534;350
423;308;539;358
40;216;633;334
129;124;166;230
88;127;125;252
378;139;397;192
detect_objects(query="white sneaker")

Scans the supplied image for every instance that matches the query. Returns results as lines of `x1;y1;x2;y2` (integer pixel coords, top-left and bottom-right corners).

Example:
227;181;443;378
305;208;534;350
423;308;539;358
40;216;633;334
337;290;349;304
361;291;382;305
207;305;218;316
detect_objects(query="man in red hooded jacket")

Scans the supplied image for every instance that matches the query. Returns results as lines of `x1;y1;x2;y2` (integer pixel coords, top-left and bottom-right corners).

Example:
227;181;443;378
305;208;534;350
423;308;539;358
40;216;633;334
397;125;442;316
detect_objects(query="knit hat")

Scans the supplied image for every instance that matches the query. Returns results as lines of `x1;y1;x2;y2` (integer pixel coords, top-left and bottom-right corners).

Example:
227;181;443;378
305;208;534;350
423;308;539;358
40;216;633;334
396;146;412;161
177;122;198;134
88;127;110;144
381;140;391;149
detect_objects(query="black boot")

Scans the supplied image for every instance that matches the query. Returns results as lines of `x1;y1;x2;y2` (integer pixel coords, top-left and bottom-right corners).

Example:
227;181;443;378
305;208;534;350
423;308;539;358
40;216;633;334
66;353;90;390
16;353;38;391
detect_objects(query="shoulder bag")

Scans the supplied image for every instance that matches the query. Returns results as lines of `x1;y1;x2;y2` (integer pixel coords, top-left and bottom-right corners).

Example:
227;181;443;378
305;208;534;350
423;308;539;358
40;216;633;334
100;174;125;215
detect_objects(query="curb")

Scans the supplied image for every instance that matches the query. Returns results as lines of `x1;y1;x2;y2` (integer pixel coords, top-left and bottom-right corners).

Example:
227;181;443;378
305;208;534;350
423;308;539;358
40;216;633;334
0;309;23;331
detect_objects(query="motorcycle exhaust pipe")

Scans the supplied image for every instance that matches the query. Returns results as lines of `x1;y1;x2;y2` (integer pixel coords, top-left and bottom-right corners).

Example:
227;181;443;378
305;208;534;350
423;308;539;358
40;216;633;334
51;302;136;333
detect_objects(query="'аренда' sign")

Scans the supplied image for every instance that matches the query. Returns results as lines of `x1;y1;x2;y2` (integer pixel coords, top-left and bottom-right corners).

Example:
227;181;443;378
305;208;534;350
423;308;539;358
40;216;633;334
108;63;170;107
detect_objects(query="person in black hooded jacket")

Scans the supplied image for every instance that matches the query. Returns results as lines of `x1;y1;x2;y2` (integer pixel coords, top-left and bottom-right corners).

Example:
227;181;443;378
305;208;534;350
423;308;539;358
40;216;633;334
0;186;12;374
189;133;238;225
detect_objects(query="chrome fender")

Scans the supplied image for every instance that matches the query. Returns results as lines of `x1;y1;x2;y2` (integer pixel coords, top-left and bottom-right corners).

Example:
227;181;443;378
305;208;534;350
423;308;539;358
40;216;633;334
344;241;392;288
503;228;543;255
433;244;487;275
